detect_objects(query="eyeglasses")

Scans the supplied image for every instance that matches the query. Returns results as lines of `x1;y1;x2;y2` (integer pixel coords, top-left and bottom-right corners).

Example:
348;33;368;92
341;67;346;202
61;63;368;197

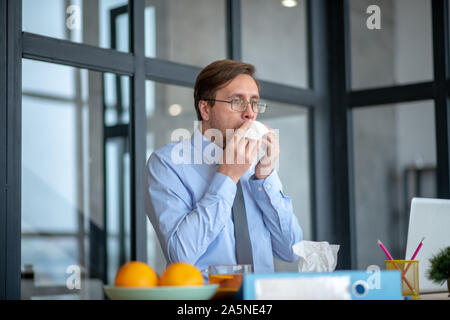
202;98;267;114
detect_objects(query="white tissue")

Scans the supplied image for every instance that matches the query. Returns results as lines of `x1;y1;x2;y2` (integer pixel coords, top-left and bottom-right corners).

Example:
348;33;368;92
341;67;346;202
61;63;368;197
293;240;340;272
245;120;269;140
244;121;270;164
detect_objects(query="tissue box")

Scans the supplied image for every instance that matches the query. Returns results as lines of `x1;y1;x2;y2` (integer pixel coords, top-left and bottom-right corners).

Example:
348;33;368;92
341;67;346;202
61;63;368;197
242;271;402;300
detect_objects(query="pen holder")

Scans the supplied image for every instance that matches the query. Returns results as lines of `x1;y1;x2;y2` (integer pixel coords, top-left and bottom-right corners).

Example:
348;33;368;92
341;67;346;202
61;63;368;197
385;260;419;299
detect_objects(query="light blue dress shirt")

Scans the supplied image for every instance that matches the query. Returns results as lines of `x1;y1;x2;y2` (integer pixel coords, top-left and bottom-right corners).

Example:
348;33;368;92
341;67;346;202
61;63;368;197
145;128;302;276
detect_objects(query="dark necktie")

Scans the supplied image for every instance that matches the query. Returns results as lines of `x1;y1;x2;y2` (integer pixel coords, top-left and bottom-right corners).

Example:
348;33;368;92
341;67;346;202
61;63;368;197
232;181;254;266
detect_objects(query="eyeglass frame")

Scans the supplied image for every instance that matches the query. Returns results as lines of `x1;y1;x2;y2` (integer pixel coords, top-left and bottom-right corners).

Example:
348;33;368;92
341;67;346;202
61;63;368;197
201;98;267;113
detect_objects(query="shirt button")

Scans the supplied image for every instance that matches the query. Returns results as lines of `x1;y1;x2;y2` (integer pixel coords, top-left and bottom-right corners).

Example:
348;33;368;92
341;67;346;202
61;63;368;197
257;187;263;191
266;184;272;190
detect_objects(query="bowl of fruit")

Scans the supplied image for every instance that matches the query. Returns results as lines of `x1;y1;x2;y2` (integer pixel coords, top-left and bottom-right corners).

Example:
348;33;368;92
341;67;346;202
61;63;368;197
104;261;218;300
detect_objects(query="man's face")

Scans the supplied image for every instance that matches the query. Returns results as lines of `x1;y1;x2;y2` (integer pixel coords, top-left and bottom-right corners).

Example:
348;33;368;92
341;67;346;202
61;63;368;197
200;74;260;147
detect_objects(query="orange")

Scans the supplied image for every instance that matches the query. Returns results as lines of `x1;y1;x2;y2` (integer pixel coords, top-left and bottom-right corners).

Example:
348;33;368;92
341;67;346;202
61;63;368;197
159;262;204;286
114;261;158;287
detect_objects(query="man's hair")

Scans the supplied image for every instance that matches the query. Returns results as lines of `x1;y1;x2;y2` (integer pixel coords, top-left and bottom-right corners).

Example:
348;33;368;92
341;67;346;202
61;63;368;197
194;59;259;121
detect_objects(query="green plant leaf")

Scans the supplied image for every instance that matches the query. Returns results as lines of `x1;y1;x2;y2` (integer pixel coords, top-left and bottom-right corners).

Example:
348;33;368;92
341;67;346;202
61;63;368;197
426;246;450;284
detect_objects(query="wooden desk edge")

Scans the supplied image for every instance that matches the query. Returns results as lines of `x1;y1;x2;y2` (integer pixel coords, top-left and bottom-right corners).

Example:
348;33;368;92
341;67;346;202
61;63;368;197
417;292;450;300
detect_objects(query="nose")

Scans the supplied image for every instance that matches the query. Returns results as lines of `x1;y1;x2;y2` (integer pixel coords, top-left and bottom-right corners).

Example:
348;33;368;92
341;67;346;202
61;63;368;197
242;102;257;120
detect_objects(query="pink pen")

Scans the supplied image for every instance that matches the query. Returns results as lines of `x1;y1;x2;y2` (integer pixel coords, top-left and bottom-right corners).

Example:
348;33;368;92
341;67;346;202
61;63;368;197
377;239;394;260
403;237;425;275
378;239;417;296
410;237;425;260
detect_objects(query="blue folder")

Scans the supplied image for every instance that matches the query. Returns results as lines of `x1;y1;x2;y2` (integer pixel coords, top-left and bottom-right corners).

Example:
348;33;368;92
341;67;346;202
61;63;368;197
242;270;402;300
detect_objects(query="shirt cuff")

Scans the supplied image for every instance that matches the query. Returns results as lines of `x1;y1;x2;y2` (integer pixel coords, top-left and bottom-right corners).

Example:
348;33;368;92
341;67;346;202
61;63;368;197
249;170;283;202
205;171;237;208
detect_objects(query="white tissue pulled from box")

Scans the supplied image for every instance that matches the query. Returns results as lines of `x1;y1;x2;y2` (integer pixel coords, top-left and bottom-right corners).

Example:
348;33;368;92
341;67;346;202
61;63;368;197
244;120;269;140
245;121;270;164
254;276;351;300
293;240;340;272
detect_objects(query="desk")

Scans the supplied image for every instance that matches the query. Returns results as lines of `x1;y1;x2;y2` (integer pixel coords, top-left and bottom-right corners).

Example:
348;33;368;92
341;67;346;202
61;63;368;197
418;292;450;300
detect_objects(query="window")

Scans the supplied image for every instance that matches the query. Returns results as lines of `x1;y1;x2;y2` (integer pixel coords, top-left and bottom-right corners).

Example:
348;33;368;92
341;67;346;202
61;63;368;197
22;0;129;52
21;59;130;299
352;101;436;269
347;0;442;271
144;0;226;66
349;0;433;89
242;0;309;88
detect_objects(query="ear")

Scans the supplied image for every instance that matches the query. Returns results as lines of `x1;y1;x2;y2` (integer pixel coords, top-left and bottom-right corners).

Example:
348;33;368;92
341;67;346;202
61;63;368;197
198;100;211;121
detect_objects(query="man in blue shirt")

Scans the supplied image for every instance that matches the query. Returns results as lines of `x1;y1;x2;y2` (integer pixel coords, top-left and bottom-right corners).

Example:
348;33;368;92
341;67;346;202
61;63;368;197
145;60;302;276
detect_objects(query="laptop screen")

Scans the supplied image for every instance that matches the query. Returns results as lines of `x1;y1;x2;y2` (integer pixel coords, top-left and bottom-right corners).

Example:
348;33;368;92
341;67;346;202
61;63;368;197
406;198;450;293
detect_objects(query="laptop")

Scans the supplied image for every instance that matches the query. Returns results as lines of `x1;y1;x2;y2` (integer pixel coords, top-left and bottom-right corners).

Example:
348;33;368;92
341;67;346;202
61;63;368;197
405;198;450;293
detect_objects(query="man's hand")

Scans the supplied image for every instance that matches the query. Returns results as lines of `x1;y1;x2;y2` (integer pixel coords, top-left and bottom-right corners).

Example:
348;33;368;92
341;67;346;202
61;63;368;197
217;120;261;184
254;125;280;180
